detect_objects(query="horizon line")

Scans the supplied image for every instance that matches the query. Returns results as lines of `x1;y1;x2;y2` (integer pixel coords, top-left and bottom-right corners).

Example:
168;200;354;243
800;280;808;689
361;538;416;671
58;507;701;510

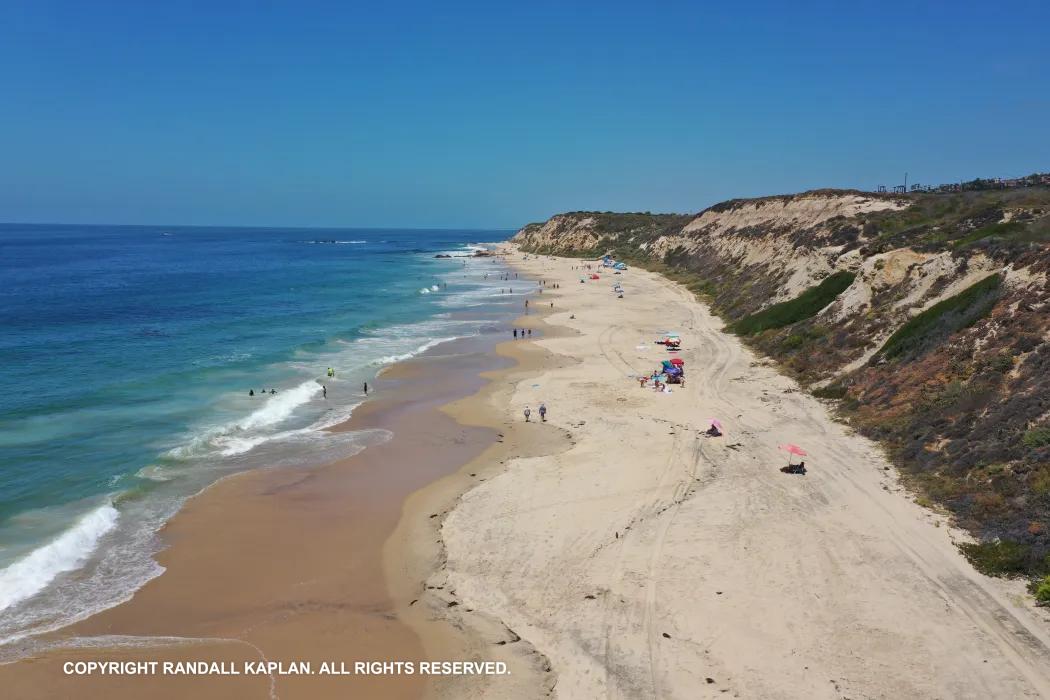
0;221;520;232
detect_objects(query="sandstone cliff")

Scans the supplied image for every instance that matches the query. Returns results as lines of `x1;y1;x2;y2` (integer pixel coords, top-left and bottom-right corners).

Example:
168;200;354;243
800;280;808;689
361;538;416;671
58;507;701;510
514;188;1050;582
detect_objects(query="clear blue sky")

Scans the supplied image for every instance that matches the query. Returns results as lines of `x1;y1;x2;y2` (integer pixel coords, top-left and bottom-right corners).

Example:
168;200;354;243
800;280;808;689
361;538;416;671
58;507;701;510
2;1;1048;228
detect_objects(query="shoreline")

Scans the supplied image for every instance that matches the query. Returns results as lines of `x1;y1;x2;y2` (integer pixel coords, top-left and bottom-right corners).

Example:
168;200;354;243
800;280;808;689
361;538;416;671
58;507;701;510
4;243;1048;698
382;283;573;699
0;251;537;699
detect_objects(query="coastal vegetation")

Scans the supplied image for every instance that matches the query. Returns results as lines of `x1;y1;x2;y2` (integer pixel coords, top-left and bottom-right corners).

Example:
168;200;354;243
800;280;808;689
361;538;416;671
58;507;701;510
862;187;1050;255
732;272;856;335
959;540;1033;577
513;184;1050;589
1034;575;1050;605
875;273;1002;361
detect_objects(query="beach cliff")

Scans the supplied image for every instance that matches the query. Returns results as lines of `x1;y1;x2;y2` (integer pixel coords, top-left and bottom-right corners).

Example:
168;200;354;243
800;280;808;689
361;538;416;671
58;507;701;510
513;188;1050;582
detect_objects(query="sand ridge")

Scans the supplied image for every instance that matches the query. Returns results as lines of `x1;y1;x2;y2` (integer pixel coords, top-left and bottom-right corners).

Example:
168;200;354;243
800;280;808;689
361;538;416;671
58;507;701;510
437;246;1050;699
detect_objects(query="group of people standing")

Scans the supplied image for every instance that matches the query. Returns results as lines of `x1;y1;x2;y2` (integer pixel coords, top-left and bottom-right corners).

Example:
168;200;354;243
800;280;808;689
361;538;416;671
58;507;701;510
513;328;532;338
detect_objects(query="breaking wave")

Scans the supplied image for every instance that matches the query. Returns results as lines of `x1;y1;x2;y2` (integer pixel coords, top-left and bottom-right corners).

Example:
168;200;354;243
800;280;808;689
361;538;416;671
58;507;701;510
0;504;119;612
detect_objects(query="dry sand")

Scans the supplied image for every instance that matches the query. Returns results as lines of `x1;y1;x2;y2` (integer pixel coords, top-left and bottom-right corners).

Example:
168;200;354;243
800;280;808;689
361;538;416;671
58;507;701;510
433;246;1050;699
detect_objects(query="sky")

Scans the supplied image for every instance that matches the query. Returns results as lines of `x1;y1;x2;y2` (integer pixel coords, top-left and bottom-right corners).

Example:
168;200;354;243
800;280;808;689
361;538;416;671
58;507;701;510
1;1;1048;229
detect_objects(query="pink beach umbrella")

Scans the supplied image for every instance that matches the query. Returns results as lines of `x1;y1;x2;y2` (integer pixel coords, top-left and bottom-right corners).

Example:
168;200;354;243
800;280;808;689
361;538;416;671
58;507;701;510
778;443;807;465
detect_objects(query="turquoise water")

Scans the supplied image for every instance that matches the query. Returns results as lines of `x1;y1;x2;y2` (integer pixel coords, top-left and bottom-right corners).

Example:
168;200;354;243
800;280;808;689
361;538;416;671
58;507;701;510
0;224;517;647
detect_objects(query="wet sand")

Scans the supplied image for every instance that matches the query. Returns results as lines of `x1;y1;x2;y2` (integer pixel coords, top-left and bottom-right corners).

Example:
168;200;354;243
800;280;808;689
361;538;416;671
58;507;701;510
0;337;516;699
382;306;573;700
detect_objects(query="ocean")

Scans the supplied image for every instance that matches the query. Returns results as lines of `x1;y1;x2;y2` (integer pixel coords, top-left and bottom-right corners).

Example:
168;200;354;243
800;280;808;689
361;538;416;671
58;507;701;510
0;224;518;649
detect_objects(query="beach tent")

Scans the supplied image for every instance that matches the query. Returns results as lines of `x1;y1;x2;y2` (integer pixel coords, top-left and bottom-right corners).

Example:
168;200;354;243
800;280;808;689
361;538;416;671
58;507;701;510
590;273;600;280
614;262;627;270
670;358;684;366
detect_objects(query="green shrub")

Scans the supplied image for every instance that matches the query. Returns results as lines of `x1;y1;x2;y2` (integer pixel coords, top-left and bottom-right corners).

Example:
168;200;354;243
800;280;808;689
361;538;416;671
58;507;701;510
877;274;1001;361
1022;426;1050;449
1032;576;1050;605
1031;467;1050;496
987;352;1014;373
954;221;1025;247
958;540;1030;577
812;383;848;399
732;272;855;335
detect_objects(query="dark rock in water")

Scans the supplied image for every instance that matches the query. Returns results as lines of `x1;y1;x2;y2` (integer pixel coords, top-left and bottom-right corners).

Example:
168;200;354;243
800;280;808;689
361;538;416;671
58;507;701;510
434;254;452;258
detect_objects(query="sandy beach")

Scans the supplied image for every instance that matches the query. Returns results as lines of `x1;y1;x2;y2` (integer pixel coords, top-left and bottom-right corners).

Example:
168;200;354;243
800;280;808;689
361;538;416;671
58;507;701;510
0;335;511;699
4;245;1050;700
427;246;1050;699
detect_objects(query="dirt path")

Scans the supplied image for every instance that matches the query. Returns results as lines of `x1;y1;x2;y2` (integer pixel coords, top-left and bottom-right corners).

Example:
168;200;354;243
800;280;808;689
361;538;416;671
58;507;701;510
439;250;1050;699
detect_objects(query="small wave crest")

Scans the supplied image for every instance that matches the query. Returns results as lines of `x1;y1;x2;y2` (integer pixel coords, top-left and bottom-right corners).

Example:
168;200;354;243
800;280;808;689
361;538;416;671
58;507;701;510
0;504;119;612
236;381;320;432
166;380;322;460
300;239;366;244
371;337;458;365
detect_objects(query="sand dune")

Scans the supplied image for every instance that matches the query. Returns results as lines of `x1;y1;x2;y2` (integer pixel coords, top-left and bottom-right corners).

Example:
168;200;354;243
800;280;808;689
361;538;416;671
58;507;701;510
439;247;1050;699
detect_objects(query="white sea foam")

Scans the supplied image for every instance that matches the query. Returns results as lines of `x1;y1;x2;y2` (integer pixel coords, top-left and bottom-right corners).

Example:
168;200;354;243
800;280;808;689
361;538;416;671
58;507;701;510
235;381;320;431
0;504;118;612
135;465;172;482
419;287;431;294
371;336;459;365
300;239;366;244
165;381;321;460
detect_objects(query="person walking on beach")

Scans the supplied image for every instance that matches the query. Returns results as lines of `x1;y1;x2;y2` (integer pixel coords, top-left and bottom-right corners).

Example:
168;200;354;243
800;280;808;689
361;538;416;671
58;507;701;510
528;329;532;337
322;385;327;399
539;402;547;422
524;406;531;422
514;328;518;338
249;389;254;396
363;381;369;395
